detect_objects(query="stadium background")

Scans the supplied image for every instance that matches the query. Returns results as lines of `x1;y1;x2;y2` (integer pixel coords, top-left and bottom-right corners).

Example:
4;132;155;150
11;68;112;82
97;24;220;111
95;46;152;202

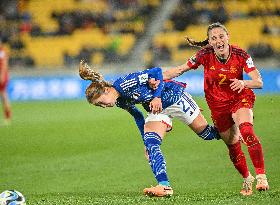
0;0;279;101
1;0;280;204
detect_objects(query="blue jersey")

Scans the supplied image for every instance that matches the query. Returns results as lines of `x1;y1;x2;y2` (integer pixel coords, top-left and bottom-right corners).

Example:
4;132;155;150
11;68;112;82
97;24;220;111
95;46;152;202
112;67;185;137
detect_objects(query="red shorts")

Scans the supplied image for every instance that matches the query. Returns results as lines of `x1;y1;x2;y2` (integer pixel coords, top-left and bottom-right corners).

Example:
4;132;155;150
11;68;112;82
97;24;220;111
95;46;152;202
0;71;8;92
207;92;256;133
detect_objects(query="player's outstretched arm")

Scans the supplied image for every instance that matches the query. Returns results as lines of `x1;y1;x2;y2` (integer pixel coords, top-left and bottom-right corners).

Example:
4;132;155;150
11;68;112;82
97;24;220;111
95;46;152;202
163;63;192;80
148;63;192;88
125;105;145;138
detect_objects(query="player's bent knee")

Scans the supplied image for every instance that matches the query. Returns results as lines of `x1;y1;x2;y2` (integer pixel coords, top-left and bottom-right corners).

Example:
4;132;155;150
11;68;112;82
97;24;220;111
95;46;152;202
189;113;208;132
144;121;168;137
143;132;162;147
239;122;260;146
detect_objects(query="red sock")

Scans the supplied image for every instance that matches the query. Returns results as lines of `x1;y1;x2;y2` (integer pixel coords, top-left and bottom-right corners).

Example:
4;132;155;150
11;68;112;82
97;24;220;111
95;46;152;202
239;122;265;175
4;108;11;119
248;143;265;174
227;141;249;178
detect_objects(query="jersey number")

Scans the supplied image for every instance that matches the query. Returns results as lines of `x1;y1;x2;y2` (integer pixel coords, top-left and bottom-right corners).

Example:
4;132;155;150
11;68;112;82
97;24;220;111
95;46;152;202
177;99;190;113
218;74;227;85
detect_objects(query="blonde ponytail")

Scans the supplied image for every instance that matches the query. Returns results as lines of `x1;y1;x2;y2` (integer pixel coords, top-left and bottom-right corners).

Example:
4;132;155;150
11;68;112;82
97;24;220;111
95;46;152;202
79;60;104;82
79;60;112;103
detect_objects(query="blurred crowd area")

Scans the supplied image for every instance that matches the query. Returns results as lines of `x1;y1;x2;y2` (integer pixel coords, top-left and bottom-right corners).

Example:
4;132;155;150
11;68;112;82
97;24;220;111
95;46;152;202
0;0;279;69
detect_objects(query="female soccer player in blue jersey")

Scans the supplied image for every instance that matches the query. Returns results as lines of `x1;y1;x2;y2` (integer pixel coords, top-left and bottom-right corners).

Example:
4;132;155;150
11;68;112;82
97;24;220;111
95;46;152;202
79;60;219;197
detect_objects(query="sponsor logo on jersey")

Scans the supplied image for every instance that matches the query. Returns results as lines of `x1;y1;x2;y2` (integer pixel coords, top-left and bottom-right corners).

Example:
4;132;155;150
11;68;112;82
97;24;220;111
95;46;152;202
210;66;215;70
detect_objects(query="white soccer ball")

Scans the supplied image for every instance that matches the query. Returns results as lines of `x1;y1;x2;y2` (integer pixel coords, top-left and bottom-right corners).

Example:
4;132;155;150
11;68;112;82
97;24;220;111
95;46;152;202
0;190;26;205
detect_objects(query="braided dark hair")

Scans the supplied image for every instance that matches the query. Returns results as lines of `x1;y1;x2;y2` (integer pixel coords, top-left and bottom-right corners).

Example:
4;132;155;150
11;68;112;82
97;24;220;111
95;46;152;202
79;60;112;103
185;37;209;48
185;22;228;47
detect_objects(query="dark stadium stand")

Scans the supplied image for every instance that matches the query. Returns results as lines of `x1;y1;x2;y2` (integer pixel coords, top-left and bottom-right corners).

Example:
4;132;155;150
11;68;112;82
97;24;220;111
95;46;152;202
0;0;279;68
0;0;160;67
150;0;280;64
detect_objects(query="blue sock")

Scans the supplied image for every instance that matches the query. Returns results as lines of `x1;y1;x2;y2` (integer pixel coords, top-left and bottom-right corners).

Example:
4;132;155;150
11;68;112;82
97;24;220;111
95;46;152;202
144;132;169;184
159;180;170;186
198;125;220;140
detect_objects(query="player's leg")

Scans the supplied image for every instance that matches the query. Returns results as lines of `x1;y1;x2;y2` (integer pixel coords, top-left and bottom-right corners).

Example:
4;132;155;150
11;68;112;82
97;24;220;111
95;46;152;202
165;91;219;140
211;108;254;196
220;125;250;180
219;125;254;196
0;71;11;122
0;90;11;123
143;120;173;197
232;108;268;191
188;112;220;140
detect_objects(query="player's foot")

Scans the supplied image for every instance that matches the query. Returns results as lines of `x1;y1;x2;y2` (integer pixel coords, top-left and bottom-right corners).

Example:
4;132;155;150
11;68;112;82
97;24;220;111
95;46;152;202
143;185;173;197
240;174;255;196
256;174;269;191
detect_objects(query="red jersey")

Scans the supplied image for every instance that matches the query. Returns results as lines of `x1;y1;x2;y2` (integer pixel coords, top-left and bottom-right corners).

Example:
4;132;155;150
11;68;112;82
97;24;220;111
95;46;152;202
0;47;9;91
187;45;255;106
0;47;8;71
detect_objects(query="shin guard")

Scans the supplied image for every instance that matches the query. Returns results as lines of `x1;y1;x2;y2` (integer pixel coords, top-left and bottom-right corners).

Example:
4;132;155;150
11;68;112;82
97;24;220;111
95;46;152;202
144;132;169;184
197;125;220;140
239;122;265;174
227;141;249;178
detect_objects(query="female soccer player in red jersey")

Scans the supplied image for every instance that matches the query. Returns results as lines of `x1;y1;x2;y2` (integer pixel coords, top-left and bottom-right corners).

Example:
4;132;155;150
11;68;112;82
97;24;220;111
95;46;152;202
160;22;269;196
0;39;11;125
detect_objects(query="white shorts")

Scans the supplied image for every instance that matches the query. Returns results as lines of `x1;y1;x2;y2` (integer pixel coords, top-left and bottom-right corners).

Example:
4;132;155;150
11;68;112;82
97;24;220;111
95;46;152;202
145;91;200;131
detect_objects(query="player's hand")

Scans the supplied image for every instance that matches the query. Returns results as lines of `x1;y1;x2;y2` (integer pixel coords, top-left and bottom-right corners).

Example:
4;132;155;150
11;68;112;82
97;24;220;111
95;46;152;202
149;97;162;114
148;78;160;90
144;147;149;160
230;78;245;93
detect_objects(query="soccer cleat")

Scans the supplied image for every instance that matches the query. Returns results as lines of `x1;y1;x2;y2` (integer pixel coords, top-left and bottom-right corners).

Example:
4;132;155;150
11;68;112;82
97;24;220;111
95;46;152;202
256;174;269;191
240;174;255;196
143;185;173;197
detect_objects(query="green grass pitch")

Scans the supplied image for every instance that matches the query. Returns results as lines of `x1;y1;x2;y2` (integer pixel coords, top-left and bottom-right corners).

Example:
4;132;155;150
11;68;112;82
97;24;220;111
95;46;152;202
0;95;279;204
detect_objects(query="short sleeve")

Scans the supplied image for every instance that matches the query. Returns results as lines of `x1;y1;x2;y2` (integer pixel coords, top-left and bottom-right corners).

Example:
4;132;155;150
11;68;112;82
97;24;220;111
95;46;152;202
187;51;203;70
243;55;256;73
